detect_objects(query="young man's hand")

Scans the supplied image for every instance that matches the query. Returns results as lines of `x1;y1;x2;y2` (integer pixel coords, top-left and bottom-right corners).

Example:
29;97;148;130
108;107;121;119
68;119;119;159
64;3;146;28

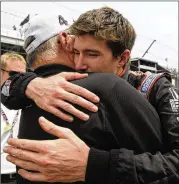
26;72;99;122
4;117;90;182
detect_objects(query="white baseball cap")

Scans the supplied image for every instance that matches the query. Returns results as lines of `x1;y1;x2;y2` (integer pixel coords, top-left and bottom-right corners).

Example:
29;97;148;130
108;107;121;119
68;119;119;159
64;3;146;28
23;14;68;55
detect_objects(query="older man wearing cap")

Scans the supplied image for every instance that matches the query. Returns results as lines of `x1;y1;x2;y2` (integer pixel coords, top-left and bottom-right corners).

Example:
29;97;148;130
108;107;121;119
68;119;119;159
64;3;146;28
2;13;166;184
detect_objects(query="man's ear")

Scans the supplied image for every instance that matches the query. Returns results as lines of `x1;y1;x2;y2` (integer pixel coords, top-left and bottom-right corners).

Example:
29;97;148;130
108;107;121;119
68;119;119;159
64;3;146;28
58;32;67;44
117;49;131;67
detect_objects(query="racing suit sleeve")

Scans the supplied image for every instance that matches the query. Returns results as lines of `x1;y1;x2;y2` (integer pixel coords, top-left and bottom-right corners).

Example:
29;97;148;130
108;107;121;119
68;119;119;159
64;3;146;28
1;72;37;109
86;147;179;184
85;77;179;184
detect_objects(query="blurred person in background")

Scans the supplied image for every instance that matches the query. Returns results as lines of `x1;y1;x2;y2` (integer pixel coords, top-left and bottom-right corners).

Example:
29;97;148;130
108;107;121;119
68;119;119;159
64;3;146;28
1;52;26;184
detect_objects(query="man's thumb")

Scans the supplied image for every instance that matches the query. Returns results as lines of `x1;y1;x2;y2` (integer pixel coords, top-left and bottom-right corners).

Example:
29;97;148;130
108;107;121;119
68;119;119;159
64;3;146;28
39;116;68;139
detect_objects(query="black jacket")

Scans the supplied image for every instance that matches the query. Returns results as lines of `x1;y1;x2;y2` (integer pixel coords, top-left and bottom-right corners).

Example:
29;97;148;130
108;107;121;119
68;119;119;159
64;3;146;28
1;64;179;184
86;71;179;184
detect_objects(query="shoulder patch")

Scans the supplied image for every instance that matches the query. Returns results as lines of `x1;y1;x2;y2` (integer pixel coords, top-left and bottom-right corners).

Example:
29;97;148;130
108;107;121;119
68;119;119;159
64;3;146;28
169;87;179;113
138;72;164;99
140;75;156;93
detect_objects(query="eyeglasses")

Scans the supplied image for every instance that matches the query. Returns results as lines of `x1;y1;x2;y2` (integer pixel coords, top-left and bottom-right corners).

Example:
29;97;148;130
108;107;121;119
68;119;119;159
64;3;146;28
1;68;10;73
1;68;23;77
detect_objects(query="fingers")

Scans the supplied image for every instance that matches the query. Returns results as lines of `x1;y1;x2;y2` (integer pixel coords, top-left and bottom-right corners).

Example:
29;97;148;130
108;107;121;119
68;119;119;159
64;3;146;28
4;145;59;167
18;169;47;182
6;138;48;153
4;146;41;163
7;155;40;171
58;77;100;103
50;86;98;120
18;168;83;182
61;83;99;110
44;100;90;121
59;72;88;81
53;99;89;121
45;105;74;122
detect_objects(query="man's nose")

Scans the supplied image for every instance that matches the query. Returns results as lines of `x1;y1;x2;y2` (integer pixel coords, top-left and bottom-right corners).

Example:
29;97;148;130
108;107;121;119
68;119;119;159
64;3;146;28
75;56;88;71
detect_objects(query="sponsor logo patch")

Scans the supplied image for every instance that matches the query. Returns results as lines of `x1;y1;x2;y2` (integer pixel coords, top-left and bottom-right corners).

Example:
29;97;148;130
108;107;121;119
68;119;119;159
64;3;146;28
141;75;156;93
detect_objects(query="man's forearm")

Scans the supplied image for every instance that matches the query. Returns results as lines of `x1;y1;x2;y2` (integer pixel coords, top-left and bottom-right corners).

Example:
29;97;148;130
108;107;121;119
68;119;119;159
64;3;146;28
86;148;179;184
85;148;109;184
1;72;37;109
86;148;138;184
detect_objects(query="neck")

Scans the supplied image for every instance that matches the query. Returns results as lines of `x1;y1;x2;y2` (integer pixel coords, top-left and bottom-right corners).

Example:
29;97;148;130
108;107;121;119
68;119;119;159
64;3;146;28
31;57;75;70
57;56;75;69
57;50;75;69
31;49;75;70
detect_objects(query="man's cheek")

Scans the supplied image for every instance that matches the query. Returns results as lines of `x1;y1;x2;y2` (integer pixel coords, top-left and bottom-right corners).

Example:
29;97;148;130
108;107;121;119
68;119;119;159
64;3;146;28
74;57;78;64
